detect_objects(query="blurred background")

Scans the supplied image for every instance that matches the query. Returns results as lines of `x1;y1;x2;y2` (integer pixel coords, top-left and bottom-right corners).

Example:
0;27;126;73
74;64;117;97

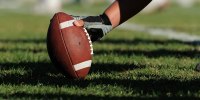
0;0;200;38
1;0;200;13
0;0;200;53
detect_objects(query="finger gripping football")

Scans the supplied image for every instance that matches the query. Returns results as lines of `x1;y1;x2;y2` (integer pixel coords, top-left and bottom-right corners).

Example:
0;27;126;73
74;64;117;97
47;12;93;79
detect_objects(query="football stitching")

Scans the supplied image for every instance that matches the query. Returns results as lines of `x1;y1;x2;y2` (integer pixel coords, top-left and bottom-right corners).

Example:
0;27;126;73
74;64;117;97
83;28;94;55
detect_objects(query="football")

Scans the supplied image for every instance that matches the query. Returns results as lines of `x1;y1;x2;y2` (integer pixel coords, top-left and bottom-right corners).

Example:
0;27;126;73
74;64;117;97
47;12;93;79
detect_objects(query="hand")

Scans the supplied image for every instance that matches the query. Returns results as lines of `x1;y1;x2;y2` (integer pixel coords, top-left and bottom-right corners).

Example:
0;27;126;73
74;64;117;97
72;15;112;42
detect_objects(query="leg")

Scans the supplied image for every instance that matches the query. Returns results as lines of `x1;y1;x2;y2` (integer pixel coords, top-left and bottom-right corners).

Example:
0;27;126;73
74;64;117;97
105;0;152;28
75;0;151;28
73;0;151;42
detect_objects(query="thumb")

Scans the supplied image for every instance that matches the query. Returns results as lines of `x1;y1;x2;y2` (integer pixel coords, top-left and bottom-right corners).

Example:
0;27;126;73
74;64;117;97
73;20;84;27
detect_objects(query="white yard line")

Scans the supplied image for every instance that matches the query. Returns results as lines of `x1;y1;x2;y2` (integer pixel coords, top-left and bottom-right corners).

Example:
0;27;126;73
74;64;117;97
119;23;200;42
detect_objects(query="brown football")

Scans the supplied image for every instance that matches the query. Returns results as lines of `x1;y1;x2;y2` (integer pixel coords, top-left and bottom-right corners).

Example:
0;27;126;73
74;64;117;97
47;12;93;79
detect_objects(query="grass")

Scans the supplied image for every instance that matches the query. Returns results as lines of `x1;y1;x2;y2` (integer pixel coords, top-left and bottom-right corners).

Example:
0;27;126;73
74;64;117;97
132;4;200;35
0;4;200;99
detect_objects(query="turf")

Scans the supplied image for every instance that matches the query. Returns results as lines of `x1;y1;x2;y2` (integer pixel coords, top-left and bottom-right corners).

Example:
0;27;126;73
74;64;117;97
0;4;200;99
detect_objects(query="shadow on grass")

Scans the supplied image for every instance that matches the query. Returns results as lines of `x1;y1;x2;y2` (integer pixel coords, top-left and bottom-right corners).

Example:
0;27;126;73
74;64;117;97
0;38;45;44
0;48;47;53
0;62;200;99
99;38;200;46
0;93;137;100
95;49;200;58
0;38;199;46
0;61;143;86
1;93;199;100
97;38;200;58
0;38;47;53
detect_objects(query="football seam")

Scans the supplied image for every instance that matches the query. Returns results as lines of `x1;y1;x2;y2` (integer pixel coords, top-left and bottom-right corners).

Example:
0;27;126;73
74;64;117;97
57;14;78;78
83;28;93;55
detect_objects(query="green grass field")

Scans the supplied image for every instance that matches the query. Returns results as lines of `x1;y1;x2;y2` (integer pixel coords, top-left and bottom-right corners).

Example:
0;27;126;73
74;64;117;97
0;3;200;99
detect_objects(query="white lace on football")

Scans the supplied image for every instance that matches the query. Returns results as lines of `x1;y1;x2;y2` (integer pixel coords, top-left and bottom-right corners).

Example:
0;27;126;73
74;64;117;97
83;28;93;55
60;20;75;29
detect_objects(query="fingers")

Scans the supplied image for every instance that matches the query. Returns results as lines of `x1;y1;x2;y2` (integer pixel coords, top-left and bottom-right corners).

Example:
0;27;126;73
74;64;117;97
73;20;84;27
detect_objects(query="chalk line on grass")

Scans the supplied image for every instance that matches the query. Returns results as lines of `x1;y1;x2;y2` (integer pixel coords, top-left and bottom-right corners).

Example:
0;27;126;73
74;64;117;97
119;23;200;42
